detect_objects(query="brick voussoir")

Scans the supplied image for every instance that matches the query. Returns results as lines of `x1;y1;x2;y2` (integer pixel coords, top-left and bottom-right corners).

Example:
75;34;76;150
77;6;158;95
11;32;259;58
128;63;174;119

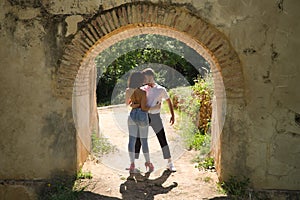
181;15;198;33
173;12;190;32
74;32;92;50
90;20;104;38
87;24;100;42
206;35;223;52
111;9;121;28
96;16;108;35
212;41;232;57
71;39;90;54
151;5;159;24
105;11;117;31
157;6;166;25
126;4;133;24
136;4;143;24
142;4;151;23
65;44;85;57
100;14;112;33
82;28;96;45
58;63;79;74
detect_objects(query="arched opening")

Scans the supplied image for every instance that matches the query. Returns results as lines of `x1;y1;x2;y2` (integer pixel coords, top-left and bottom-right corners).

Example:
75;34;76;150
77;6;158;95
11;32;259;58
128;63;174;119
56;2;245;182
90;31;219;170
95;34;208;106
73;25;227;171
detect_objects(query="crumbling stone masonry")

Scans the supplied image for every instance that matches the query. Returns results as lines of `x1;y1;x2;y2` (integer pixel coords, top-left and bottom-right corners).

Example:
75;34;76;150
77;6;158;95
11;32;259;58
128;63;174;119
0;0;299;199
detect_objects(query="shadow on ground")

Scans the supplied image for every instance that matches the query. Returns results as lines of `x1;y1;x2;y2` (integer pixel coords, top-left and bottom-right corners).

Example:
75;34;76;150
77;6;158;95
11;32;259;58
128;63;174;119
120;169;177;200
78;170;176;200
78;191;121;199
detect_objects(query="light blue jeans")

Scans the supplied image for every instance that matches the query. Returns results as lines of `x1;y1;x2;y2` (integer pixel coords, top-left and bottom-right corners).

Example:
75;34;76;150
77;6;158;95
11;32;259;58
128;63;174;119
128;108;150;163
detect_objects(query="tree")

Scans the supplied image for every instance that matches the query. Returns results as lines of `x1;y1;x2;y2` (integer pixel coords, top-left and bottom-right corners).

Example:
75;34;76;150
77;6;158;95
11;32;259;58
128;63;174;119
95;34;209;105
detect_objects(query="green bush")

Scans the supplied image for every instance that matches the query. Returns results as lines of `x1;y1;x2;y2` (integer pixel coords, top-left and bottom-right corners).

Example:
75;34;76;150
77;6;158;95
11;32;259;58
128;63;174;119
196;157;215;171
40;178;83;200
218;176;250;198
170;74;213;134
91;132;115;156
76;169;92;180
174;110;211;157
170;74;214;171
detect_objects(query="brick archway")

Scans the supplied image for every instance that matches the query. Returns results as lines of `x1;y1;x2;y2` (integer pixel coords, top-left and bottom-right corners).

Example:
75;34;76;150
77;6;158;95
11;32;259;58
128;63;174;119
56;3;245;180
56;3;244;99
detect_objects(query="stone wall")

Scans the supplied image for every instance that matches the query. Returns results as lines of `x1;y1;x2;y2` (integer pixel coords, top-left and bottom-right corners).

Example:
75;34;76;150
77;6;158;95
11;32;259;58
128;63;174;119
0;0;299;199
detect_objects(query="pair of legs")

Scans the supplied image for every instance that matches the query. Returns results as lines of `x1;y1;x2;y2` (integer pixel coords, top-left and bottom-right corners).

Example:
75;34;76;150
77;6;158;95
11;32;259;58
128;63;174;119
135;113;174;169
128;129;150;163
127;109;154;172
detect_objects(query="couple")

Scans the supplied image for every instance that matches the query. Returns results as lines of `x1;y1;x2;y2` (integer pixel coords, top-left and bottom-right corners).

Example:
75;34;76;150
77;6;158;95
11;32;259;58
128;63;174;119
125;68;176;173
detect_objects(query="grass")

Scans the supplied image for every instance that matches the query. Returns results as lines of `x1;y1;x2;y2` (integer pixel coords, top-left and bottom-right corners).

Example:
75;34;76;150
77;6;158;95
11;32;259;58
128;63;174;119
40;169;92;200
76;169;93;180
203;176;213;183
218;176;250;198
175;110;211;155
91;132;115;156
169;75;214;175
196;157;215;171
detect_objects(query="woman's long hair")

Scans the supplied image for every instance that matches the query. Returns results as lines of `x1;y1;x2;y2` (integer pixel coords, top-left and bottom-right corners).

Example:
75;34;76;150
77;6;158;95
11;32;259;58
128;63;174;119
127;71;145;89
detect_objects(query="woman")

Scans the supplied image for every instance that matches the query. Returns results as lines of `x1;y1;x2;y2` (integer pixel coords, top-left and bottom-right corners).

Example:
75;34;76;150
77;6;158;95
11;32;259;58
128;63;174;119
125;71;159;173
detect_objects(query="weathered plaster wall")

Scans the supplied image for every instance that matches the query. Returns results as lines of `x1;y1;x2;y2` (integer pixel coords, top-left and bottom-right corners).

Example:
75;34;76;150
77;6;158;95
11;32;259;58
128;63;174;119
0;0;299;199
0;1;76;177
200;0;300;189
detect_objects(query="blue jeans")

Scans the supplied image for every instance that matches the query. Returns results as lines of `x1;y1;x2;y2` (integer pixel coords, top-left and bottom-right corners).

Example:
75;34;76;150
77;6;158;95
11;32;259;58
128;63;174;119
128;108;149;163
135;113;171;159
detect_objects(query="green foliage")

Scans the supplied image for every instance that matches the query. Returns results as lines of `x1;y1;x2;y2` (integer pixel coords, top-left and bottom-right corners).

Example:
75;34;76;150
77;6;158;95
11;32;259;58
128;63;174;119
170;74;213;134
196;157;215;171
95;34;209;105
218;176;250;198
192;73;214;97
40;169;93;199
170;74;213;155
76;169;92;180
203;176;213;183
175;110;211;156
91;132;115;156
40;179;84;200
190;132;211;151
170;75;214;172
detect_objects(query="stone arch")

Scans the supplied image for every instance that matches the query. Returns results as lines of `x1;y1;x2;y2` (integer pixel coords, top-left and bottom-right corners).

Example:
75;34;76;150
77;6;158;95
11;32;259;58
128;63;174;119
56;3;244;99
56;3;245;180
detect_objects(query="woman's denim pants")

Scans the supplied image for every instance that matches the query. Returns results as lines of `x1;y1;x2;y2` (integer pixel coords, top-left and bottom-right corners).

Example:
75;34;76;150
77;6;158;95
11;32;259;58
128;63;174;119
128;108;149;163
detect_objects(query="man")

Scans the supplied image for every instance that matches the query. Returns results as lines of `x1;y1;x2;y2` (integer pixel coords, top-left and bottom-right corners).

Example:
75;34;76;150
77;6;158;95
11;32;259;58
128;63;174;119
135;68;176;172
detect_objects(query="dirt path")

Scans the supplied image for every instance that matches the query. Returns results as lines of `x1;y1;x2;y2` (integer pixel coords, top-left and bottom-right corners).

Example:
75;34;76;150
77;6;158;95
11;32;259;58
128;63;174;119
76;106;228;199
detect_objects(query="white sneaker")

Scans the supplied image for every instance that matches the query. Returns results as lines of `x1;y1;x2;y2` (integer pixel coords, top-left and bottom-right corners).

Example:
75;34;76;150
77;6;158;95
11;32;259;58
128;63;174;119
167;162;176;172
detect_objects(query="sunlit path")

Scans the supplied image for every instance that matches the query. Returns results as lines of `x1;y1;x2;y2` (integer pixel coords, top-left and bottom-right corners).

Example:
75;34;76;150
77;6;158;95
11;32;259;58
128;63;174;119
97;104;185;172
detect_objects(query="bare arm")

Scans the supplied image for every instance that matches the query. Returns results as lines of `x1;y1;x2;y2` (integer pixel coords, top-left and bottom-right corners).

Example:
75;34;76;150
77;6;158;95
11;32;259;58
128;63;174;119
125;88;134;106
166;98;175;125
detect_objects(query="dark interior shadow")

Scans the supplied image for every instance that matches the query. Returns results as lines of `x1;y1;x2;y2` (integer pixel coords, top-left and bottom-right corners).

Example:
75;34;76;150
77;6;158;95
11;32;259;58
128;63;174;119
208;197;230;200
119;170;178;200
78;191;121;200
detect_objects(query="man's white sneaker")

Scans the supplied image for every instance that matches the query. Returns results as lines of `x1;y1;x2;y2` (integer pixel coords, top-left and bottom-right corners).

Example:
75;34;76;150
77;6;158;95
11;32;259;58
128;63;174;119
167;162;176;172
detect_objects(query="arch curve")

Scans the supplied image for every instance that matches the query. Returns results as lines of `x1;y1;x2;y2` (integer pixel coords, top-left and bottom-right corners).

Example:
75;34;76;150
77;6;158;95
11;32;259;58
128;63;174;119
56;2;246;180
55;2;245;100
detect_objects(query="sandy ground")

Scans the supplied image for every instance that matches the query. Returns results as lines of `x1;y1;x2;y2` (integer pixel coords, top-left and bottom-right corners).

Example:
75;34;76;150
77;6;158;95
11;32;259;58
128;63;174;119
76;106;228;200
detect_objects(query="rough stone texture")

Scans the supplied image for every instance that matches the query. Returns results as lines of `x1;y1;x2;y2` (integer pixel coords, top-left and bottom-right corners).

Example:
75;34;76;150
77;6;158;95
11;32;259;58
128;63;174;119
1;0;300;198
0;184;37;200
